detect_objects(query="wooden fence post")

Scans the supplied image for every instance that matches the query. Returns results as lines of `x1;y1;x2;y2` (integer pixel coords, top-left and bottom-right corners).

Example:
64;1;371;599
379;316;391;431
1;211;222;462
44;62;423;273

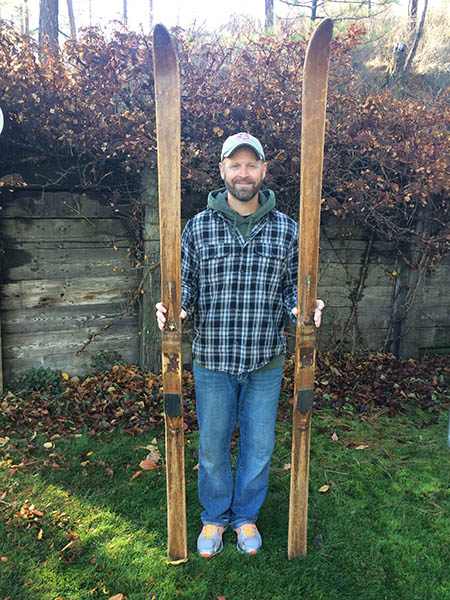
391;207;429;358
0;315;3;394
139;167;162;373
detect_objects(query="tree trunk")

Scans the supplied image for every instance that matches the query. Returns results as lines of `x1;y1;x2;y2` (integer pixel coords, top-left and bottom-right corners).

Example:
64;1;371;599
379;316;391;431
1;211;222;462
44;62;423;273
24;0;30;36
408;0;418;27
404;0;428;76
39;0;59;53
66;0;76;40
311;0;318;21
123;0;128;25
265;0;274;30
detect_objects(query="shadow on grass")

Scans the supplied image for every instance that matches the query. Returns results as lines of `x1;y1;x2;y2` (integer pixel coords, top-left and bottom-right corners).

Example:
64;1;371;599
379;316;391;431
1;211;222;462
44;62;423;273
1;411;449;600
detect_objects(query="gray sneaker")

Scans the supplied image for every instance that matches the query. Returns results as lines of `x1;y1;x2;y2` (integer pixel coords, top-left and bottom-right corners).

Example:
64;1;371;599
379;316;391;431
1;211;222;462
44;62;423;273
197;524;225;558
235;523;262;555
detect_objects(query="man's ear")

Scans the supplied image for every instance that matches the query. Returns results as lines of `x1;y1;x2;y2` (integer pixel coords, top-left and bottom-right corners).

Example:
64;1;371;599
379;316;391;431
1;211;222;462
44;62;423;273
219;161;225;180
261;162;267;180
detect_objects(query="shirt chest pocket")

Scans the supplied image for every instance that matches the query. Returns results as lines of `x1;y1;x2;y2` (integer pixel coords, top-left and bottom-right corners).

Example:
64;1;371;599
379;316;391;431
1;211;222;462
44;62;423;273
198;243;235;285
253;242;288;280
254;243;287;261
199;243;233;261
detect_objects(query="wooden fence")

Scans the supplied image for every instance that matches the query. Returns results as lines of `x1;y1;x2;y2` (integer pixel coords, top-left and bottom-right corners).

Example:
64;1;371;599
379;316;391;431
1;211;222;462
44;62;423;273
0;183;449;389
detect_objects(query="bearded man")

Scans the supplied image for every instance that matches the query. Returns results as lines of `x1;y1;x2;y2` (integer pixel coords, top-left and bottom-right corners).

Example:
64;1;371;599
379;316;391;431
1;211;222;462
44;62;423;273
156;132;324;557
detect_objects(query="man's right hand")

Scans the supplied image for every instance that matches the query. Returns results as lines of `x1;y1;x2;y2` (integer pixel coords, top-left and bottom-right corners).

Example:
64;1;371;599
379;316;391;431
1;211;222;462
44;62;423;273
155;302;187;331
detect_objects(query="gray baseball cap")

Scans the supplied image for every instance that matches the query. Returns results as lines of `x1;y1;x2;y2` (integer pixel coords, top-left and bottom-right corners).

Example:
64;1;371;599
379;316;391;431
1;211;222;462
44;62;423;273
221;132;265;161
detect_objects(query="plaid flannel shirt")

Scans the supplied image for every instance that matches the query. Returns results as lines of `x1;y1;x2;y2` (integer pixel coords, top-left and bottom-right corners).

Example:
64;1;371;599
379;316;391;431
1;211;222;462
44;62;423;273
181;205;298;376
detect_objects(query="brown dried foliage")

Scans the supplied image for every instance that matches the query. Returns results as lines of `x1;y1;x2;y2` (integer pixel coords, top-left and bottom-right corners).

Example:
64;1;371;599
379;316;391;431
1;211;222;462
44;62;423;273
0;22;448;259
0;352;448;441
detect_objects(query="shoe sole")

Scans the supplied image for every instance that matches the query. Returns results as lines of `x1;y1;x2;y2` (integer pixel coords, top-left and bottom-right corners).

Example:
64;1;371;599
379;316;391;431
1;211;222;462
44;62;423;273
236;544;261;555
198;541;223;558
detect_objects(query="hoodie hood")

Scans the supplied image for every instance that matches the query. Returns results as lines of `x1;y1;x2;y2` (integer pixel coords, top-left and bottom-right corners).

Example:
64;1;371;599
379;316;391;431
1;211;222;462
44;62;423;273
207;187;276;241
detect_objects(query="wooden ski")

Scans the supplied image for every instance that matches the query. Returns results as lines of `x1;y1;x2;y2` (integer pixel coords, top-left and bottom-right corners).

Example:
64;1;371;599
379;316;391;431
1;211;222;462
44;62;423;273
288;18;333;560
153;23;187;561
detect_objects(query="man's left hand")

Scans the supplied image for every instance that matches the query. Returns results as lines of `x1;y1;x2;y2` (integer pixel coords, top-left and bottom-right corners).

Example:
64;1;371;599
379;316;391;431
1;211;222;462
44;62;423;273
292;299;325;328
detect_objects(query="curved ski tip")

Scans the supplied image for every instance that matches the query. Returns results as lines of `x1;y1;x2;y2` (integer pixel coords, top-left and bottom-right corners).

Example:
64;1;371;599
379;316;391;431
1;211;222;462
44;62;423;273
153;23;171;48
314;17;333;41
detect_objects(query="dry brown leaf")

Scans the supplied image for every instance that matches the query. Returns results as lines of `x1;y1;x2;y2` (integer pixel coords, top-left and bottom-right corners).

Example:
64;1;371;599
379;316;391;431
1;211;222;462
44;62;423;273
131;470;142;480
318;484;330;493
166;558;189;565
139;459;157;470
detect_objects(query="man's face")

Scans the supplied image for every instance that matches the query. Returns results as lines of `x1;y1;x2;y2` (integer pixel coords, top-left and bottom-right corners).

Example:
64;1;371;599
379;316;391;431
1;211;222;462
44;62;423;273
219;147;267;202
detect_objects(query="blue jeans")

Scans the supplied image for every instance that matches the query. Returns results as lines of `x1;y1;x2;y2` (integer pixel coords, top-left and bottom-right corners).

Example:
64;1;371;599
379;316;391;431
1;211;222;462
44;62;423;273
193;364;283;530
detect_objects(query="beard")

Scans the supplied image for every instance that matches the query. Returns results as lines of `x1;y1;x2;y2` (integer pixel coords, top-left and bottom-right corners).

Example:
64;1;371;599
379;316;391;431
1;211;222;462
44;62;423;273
224;176;263;202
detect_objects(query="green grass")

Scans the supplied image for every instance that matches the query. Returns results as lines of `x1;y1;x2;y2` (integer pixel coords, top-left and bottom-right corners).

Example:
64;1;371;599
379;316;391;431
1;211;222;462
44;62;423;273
1;408;449;600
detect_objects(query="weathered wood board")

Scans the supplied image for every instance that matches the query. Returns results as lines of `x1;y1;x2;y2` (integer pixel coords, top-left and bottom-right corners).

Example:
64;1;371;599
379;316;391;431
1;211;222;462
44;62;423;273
1;188;449;386
0;190;139;382
315;215;450;353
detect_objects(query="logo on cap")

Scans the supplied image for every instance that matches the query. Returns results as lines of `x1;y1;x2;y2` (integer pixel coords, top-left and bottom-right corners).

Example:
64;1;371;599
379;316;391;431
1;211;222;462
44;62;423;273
221;132;265;161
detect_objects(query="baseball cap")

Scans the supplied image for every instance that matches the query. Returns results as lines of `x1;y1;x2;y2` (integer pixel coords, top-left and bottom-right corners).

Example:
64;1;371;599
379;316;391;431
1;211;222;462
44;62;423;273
221;132;265;161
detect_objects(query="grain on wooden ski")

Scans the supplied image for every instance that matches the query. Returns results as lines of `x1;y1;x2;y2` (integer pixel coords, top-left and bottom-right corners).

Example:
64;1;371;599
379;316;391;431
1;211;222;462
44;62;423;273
288;18;333;560
153;23;187;561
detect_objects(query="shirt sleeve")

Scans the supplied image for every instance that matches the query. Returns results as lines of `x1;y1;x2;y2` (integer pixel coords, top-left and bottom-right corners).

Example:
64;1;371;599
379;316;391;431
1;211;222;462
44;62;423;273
283;228;298;323
181;221;199;317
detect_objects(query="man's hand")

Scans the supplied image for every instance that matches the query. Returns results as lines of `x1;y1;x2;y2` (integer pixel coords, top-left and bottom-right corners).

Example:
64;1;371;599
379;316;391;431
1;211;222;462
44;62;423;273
155;302;187;331
292;299;325;328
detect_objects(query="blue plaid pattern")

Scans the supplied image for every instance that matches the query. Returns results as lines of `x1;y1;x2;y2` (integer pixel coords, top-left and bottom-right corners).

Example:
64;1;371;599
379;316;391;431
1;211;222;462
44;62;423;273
181;206;298;375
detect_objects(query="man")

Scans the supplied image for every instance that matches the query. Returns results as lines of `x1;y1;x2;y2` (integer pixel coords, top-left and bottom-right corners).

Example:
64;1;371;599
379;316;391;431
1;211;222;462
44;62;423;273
156;132;324;557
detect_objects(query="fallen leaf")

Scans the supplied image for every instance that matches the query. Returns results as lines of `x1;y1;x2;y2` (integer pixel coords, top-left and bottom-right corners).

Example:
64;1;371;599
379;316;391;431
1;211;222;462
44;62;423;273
166;557;189;565
318;484;330;493
1;556;8;562
283;463;291;470
62;373;69;380
108;594;124;600
354;444;370;450
139;459;157;470
0;437;10;447
131;470;142;480
37;528;43;540
193;463;199;470
331;432;339;442
43;442;53;449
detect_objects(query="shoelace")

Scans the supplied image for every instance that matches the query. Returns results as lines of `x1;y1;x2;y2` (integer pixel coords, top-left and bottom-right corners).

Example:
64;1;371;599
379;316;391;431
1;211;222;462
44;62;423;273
238;523;257;538
202;524;222;538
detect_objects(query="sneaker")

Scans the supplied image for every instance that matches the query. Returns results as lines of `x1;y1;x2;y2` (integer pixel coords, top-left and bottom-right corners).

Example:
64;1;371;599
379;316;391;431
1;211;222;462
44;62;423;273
197;524;225;558
235;523;262;555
